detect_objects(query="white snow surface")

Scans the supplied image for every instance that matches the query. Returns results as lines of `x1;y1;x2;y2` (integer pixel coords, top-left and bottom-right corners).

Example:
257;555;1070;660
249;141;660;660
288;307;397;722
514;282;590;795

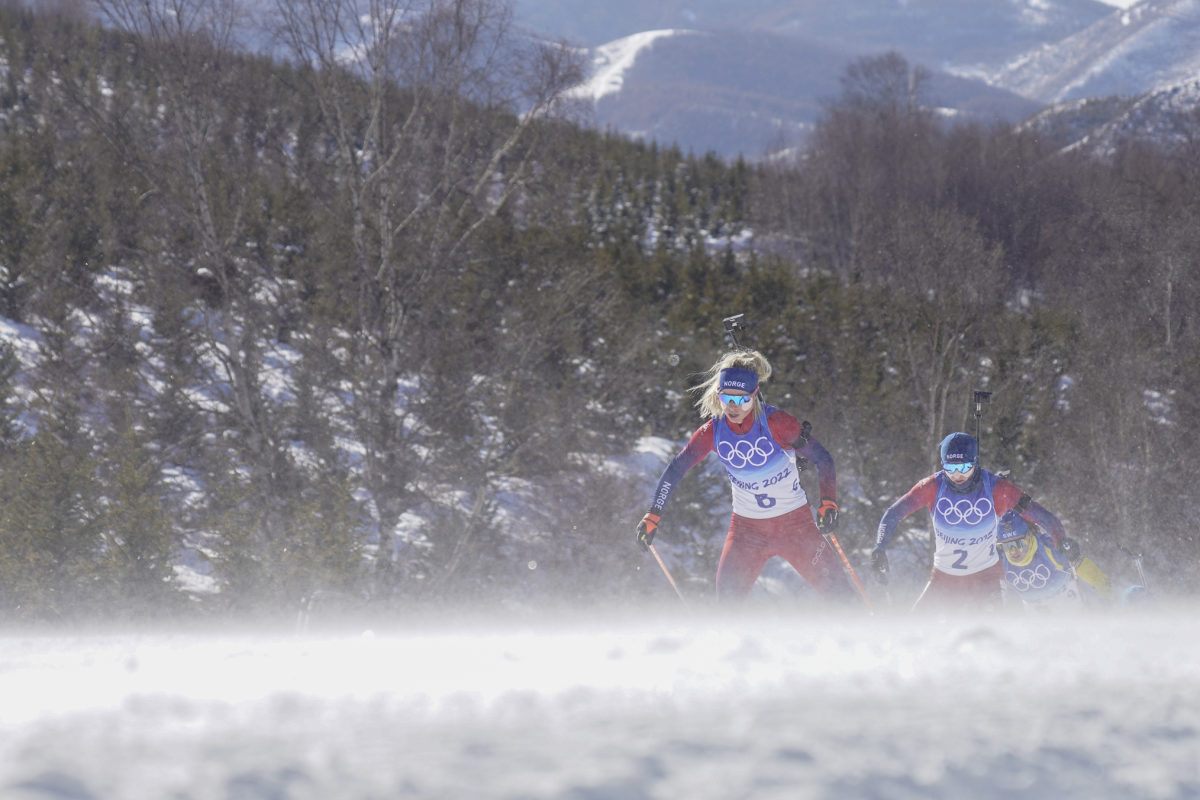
0;607;1197;799
567;30;695;104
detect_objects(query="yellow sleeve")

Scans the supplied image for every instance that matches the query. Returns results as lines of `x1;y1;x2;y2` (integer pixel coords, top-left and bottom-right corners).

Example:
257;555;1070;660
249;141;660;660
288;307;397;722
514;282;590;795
1075;558;1114;600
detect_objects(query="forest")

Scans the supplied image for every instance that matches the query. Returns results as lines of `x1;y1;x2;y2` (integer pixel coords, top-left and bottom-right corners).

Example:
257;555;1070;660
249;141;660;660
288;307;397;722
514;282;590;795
0;0;1196;623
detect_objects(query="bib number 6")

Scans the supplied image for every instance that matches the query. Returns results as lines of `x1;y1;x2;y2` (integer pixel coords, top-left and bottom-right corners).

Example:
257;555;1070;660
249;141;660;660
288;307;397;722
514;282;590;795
755;493;777;509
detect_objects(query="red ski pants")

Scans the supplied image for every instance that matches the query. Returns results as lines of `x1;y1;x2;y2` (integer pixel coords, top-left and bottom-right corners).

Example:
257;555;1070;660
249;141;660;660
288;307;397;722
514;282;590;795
715;504;853;601
911;561;1005;613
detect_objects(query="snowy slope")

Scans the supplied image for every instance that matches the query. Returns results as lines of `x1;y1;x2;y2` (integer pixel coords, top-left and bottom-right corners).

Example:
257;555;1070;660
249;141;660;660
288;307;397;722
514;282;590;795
0;609;1196;798
516;0;1112;67
994;0;1200;103
576;28;1040;159
566;29;693;103
1020;80;1200;153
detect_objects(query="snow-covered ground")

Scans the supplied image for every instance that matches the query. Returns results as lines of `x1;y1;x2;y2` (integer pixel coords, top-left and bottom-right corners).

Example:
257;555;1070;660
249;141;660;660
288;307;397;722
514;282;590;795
1;605;1196;799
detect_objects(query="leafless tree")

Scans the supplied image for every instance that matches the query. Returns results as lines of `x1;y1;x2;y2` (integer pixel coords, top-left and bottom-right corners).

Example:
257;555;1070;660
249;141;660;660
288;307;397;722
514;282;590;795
272;0;583;591
89;0;293;549
860;206;1003;471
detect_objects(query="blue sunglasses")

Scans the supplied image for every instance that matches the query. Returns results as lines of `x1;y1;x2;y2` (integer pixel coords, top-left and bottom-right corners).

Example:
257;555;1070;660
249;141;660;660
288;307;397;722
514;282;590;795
943;462;975;474
719;393;755;406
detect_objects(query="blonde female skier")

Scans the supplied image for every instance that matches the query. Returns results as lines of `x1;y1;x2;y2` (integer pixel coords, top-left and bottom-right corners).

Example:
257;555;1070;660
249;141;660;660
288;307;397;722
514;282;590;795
635;350;853;601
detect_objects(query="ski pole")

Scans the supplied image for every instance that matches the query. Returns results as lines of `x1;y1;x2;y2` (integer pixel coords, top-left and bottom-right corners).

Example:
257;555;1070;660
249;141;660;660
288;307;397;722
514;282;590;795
648;543;689;606
827;533;874;612
1133;553;1150;590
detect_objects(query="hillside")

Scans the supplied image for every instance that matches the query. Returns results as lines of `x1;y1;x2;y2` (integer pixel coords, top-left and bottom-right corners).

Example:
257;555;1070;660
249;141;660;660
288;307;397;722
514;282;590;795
575;28;1042;158
516;0;1113;66
992;0;1200;102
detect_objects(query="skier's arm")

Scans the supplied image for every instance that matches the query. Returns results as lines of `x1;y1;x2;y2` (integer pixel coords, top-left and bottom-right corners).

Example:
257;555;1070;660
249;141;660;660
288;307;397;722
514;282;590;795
1023;501;1066;548
768;411;836;500
646;422;715;516
994;480;1066;547
1074;558;1115;600
875;477;938;550
797;435;836;501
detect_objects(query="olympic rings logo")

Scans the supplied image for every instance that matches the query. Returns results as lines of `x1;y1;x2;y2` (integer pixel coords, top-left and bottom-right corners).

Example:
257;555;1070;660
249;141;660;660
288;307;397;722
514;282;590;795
717;436;774;469
1008;564;1052;591
934;496;994;526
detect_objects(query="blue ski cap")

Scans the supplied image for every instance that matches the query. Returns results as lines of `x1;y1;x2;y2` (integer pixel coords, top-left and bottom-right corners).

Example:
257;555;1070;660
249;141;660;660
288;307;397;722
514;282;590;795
996;510;1029;542
940;432;978;465
719;367;759;394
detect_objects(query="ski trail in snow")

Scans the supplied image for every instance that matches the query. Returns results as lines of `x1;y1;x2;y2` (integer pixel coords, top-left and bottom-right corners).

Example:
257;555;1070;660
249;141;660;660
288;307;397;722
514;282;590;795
567;30;694;104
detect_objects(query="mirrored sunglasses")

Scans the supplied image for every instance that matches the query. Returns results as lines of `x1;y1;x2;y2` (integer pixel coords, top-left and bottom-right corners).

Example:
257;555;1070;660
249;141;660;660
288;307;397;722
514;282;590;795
999;536;1030;555
943;461;975;474
719;393;755;406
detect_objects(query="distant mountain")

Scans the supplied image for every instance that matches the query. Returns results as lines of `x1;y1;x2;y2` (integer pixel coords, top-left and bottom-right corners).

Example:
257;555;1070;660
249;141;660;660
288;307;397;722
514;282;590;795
534;1;1114;158
518;0;1113;68
1019;80;1200;155
991;0;1200;103
570;29;1042;159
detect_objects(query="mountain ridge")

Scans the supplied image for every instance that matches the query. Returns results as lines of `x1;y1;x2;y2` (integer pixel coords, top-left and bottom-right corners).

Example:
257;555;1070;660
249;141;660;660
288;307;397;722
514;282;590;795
991;0;1200;103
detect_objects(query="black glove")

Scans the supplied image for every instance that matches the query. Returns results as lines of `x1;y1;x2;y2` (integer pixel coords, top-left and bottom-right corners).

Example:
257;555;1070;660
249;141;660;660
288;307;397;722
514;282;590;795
816;497;839;534
636;513;660;552
1059;536;1081;565
871;547;890;585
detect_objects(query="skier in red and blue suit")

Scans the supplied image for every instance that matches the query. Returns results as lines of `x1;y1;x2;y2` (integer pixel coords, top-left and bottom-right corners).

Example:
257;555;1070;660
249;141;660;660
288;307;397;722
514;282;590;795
635;350;854;601
870;432;1067;611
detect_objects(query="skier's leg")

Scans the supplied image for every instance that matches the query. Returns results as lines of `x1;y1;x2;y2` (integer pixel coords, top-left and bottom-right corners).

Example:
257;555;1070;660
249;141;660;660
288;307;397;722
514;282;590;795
775;505;855;601
915;564;1004;613
715;515;772;601
965;562;1004;611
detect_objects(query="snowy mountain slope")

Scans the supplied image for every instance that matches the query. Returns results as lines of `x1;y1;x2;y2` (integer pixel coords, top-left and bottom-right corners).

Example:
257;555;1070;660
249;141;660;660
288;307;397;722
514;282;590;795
1020;79;1200;154
526;0;1120;157
517;0;1112;69
580;29;1041;159
993;0;1200;103
565;29;694;103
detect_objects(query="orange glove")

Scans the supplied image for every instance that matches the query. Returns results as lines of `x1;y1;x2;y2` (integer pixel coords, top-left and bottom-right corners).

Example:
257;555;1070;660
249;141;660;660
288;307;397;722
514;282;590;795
636;513;661;551
816;497;839;534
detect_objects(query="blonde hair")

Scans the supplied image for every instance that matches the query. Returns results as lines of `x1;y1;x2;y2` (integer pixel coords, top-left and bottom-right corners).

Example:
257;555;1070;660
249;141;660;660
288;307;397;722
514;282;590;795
691;349;773;421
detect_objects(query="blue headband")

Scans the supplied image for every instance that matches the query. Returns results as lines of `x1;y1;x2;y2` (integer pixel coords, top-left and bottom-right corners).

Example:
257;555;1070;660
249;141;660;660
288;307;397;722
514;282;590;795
719;367;759;393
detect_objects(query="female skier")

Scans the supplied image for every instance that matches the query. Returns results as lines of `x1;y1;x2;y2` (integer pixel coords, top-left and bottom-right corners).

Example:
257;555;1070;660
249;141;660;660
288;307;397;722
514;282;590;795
871;432;1067;611
635;350;854;601
996;510;1114;610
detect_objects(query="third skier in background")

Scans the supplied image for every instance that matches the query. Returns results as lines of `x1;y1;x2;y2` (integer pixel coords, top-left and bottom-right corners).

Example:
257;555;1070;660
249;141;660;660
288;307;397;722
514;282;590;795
996;510;1114;610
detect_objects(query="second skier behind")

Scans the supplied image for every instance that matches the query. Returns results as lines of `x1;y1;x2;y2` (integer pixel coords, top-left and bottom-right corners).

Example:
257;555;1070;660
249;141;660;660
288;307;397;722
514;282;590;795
996;510;1114;610
635;350;855;603
871;432;1068;612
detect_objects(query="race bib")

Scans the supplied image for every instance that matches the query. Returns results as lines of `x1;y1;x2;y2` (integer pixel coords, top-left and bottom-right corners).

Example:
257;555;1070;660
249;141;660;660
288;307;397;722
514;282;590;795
713;406;808;519
931;471;1000;575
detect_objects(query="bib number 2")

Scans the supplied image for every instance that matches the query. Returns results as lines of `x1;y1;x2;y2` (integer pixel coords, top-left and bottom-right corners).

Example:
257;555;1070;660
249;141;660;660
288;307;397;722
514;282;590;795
952;549;969;569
